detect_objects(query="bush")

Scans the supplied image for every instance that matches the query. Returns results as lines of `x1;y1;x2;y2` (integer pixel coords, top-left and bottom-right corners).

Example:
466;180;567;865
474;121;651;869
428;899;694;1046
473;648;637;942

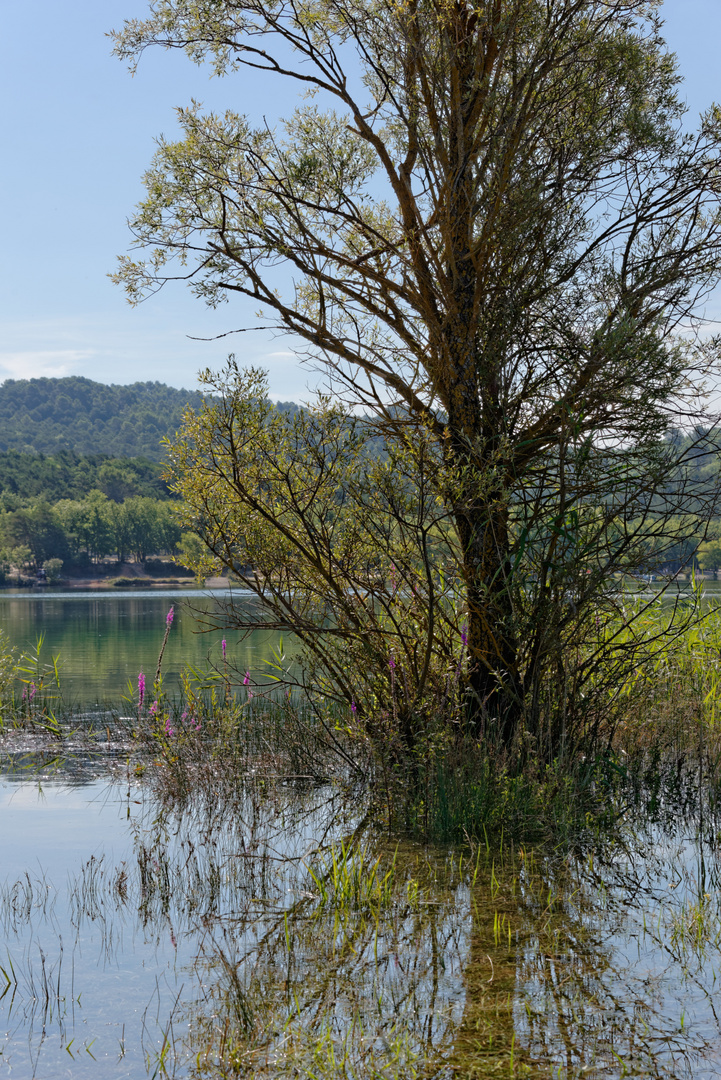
42;558;63;583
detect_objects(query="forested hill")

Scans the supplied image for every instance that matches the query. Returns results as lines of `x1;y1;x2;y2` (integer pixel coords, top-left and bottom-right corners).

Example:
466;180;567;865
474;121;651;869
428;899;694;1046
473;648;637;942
0;377;208;460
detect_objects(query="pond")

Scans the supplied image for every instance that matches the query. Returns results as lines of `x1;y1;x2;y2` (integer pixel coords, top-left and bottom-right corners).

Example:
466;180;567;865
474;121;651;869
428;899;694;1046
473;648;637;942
0;589;286;709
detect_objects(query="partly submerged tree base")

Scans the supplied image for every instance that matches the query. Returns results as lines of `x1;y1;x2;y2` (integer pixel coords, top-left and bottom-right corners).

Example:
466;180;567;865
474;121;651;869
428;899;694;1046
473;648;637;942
7;592;721;849
116;0;721;769
114;681;689;849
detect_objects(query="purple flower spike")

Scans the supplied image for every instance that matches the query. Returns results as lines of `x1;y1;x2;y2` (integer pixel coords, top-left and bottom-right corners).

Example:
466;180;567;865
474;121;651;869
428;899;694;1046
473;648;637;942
389;655;396;671
222;639;227;660
149;700;159;716
461;624;468;648
243;671;250;686
166;606;175;628
351;701;357;713
138;672;146;708
29;683;37;702
164;717;174;737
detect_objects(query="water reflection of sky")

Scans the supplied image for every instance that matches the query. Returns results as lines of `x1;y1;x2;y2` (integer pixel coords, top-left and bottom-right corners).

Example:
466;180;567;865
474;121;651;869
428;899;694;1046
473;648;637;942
0;776;352;1079
1;781;137;876
0;780;174;1080
2;768;721;1078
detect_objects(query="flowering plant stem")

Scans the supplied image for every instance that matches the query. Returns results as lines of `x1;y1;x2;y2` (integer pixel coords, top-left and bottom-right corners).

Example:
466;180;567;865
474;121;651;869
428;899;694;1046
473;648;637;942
155;607;175;686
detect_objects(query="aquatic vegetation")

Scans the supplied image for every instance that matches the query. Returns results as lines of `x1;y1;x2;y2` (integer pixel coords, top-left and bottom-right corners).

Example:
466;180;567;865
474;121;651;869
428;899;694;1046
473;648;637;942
306;841;398;914
0;633;63;739
5;593;721;1075
3;767;721;1078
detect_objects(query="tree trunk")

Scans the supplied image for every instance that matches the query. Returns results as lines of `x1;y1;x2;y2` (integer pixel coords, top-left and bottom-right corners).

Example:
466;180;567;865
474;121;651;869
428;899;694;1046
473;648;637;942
454;481;521;747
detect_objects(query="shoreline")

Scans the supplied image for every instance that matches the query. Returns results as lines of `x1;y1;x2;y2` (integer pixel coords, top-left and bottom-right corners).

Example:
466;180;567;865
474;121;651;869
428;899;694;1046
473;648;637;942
0;575;231;591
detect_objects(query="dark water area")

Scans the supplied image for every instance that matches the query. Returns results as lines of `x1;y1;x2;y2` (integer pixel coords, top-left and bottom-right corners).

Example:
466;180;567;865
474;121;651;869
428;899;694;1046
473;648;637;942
0;589;285;708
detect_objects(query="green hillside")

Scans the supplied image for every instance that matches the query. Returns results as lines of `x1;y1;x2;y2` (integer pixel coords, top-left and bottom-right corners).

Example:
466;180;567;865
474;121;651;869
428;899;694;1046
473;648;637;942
0;451;170;504
0;377;207;460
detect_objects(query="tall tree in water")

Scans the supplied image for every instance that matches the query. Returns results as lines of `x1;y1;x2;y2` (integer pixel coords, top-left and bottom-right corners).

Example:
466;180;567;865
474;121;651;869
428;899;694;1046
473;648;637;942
114;1;721;752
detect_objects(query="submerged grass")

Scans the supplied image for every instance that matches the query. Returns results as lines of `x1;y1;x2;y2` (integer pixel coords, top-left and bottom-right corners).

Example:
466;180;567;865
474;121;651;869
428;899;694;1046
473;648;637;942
307;840;398;913
178;812;721;1078
3;734;721;1076
393;600;721;847
9;782;713;1079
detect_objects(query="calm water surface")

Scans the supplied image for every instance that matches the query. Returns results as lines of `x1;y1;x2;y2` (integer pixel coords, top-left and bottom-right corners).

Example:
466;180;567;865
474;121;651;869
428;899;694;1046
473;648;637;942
0;589;285;707
1;780;164;1079
1;584;715;711
0;774;341;1080
2;761;721;1079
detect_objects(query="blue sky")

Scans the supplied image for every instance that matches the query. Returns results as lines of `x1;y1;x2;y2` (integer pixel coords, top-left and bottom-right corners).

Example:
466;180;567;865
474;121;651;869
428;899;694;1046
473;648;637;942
0;0;718;398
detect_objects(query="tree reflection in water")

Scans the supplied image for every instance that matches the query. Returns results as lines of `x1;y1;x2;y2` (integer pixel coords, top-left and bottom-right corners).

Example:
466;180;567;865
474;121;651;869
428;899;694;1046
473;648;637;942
3;772;721;1078
119;780;721;1078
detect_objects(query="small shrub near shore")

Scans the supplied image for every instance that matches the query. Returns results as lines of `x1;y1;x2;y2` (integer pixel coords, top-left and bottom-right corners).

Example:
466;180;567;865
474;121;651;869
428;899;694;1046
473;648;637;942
108;576;182;587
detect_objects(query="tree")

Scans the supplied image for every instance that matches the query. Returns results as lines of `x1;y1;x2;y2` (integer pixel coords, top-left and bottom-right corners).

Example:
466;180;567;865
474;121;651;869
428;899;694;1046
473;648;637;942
106;499;132;563
54;492;113;563
114;0;721;753
2;501;70;568
696;536;721;579
124;496;162;563
97;461;140;502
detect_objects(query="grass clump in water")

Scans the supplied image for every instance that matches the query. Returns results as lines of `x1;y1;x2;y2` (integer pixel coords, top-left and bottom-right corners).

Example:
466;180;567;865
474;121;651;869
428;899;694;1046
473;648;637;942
306;840;397;914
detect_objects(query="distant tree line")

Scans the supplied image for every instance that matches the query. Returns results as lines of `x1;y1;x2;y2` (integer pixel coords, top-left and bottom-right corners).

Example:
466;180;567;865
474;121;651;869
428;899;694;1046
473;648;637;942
3;399;718;583
0;377;209;460
0;376;302;461
0;371;304;460
0;450;183;576
643;430;721;576
0;386;305;580
0;492;186;576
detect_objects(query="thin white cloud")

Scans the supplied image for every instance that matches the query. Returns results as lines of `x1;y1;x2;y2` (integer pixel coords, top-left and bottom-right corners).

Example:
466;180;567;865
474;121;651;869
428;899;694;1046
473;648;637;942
0;350;91;381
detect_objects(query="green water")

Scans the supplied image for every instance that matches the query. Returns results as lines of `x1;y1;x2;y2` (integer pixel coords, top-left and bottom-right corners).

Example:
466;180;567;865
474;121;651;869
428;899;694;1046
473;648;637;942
0;588;285;708
3;581;712;712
